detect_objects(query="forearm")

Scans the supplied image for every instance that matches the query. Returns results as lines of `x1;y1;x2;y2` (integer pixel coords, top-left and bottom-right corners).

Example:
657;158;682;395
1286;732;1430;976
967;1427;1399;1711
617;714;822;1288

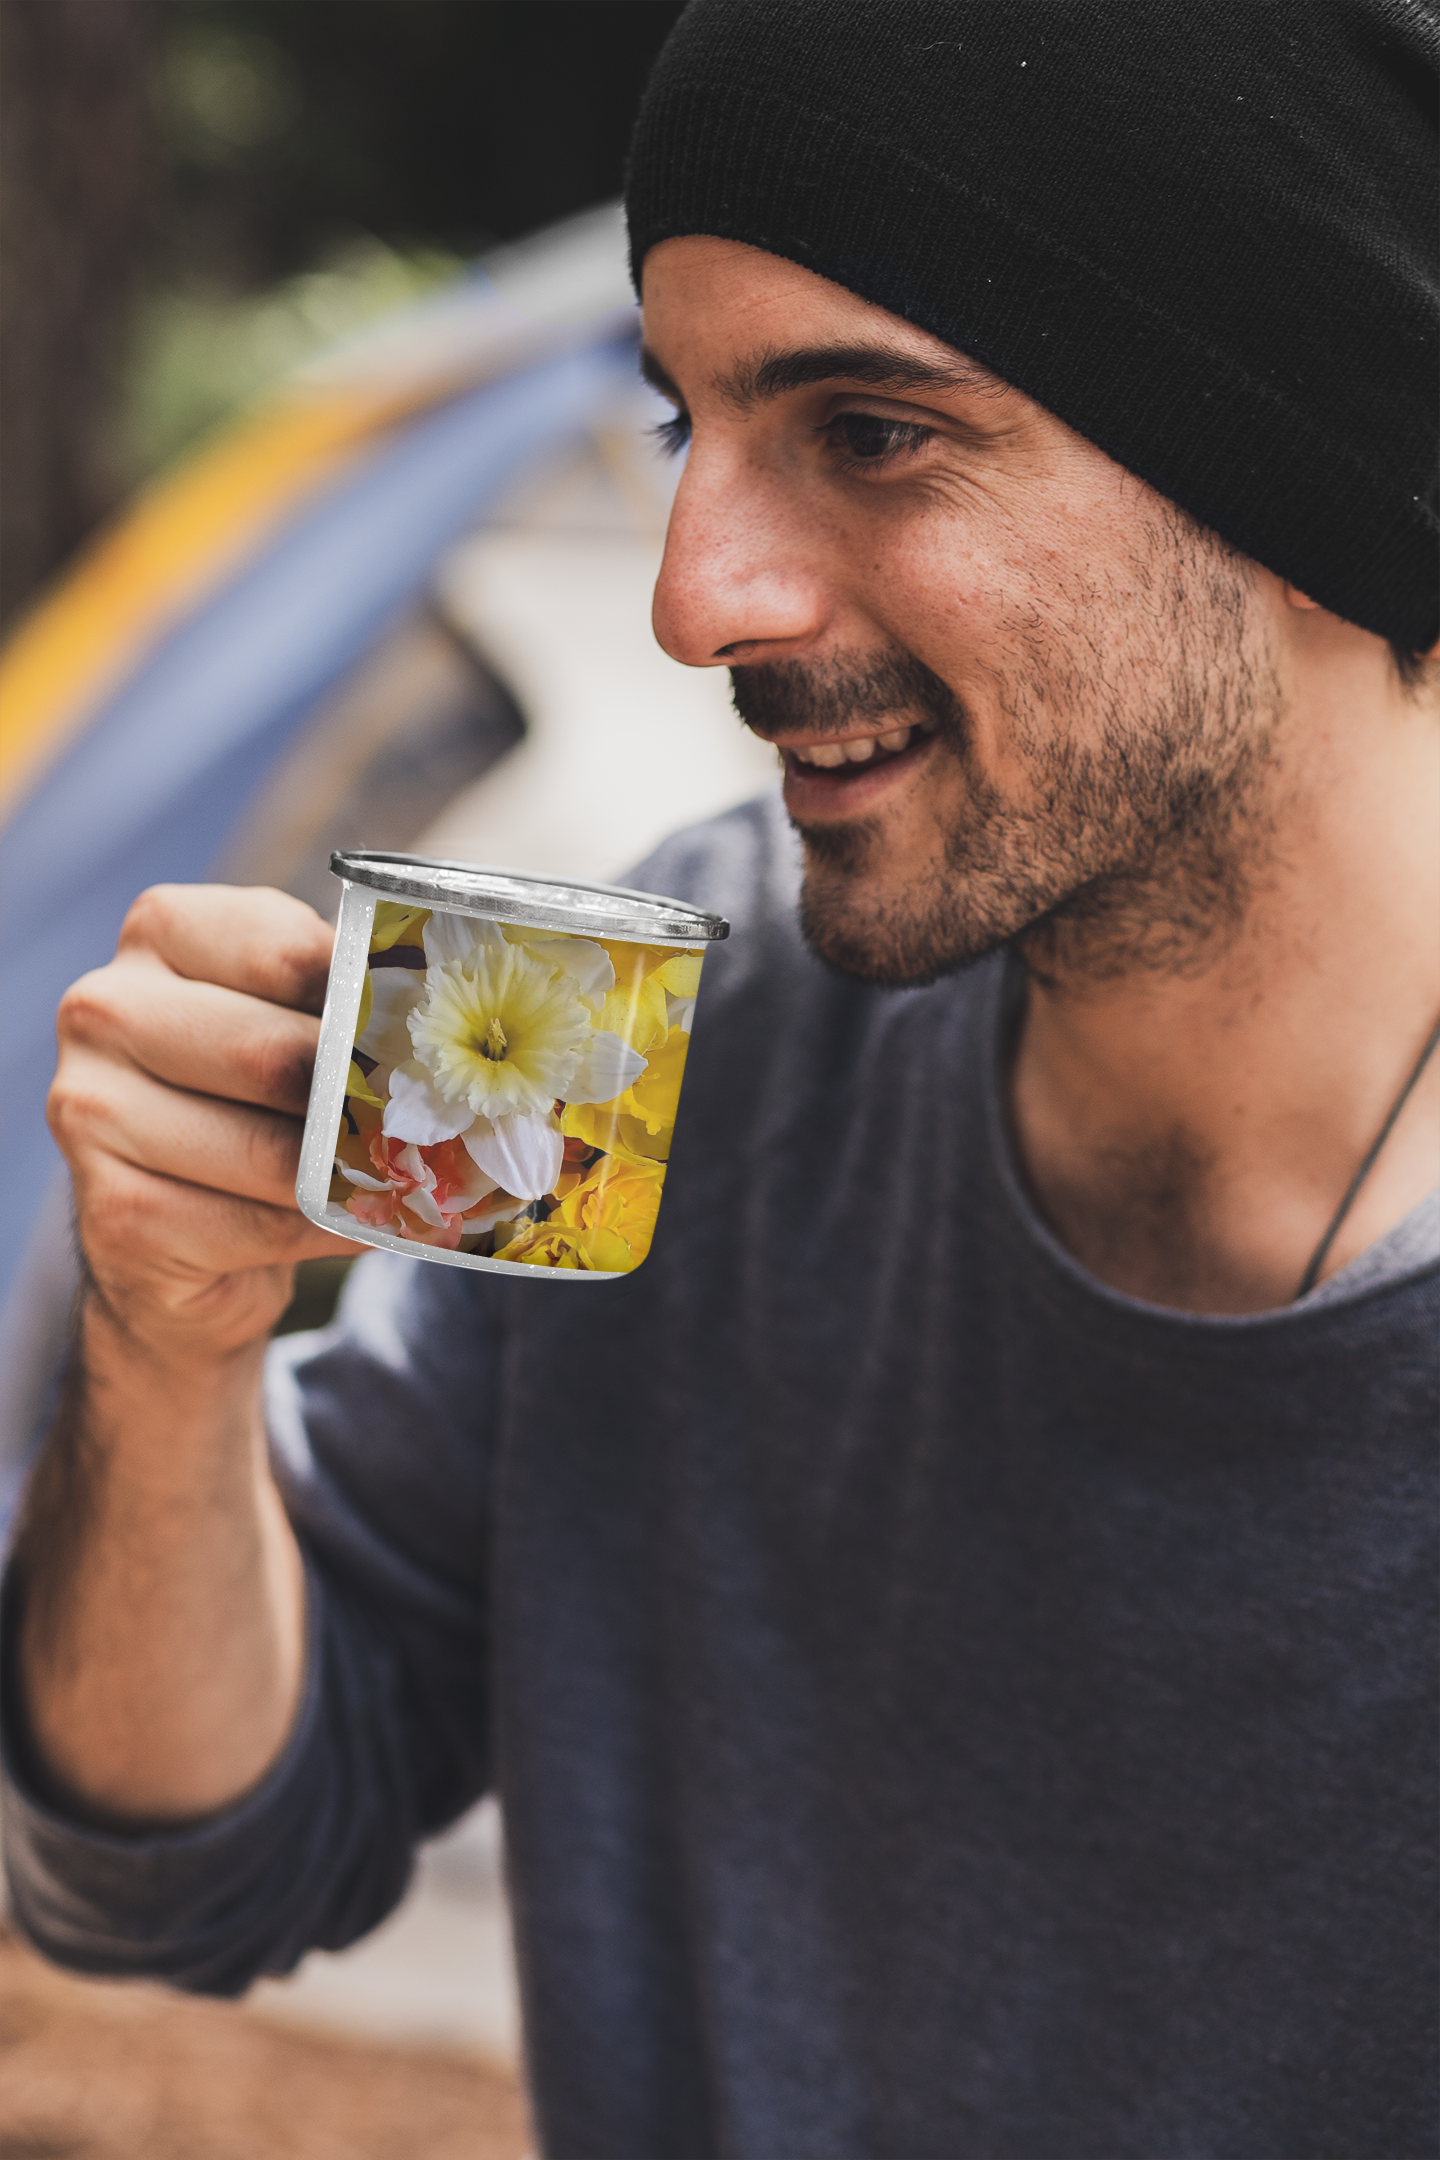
12;1296;306;1823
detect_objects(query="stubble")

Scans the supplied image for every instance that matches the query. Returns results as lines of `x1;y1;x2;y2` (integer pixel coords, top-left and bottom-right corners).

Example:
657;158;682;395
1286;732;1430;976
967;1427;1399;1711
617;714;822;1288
731;505;1287;991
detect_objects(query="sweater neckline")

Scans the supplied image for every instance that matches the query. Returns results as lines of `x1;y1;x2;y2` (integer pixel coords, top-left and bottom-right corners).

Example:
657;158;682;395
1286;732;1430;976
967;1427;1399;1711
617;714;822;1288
976;955;1440;1335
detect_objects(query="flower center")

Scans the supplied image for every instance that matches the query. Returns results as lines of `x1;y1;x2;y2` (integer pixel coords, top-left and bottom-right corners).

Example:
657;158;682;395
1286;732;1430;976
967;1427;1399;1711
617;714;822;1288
476;1015;509;1062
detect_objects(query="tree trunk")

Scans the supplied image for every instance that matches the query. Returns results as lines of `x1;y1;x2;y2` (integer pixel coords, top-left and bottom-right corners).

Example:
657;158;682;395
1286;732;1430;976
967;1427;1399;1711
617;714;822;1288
0;0;154;631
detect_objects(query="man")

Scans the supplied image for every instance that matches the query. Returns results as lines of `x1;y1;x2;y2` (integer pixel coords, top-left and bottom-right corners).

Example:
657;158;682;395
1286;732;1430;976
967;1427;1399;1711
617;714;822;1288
4;3;1436;2154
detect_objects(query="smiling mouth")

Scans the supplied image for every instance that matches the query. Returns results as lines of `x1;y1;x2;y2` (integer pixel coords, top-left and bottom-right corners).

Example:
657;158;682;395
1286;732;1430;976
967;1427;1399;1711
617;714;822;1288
781;717;939;774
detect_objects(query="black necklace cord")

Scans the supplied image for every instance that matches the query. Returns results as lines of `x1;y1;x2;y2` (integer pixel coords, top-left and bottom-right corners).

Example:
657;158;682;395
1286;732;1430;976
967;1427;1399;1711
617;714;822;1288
1295;1009;1440;1300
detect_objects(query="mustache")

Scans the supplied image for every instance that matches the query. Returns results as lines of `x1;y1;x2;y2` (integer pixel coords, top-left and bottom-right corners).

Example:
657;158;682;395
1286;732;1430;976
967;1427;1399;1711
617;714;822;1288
729;649;962;738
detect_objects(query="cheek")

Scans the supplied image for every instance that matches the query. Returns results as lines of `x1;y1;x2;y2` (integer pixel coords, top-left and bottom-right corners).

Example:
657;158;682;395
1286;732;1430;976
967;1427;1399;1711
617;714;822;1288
845;510;1011;676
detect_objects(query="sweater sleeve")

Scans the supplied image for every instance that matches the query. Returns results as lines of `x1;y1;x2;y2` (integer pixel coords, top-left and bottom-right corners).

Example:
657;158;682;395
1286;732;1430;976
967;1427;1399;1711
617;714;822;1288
0;1249;500;1996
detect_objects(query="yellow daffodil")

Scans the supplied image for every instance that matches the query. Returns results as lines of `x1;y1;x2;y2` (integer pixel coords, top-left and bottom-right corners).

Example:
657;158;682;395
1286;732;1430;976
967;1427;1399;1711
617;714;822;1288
370;901;431;951
495;1220;635;1271
558;1023;689;1162
618;1026;690;1135
596;972;669;1057
554;1153;666;1265
560;1099;669;1164
652;951;703;999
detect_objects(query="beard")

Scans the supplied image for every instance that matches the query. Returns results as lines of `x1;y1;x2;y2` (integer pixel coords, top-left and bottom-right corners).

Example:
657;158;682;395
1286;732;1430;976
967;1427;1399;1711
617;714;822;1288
729;506;1286;990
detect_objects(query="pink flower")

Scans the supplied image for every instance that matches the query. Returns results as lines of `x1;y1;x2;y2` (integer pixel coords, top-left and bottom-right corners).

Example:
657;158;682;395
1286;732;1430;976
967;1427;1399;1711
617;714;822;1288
335;1134;516;1248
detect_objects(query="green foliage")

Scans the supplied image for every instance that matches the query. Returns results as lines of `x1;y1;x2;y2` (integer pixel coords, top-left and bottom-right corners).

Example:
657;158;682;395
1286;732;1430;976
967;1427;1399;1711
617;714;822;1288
119;237;462;477
112;0;683;482
159;16;303;163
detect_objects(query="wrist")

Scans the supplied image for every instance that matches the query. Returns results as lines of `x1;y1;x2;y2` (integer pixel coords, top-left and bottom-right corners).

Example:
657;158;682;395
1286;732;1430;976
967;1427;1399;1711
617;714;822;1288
78;1258;289;1378
71;1292;271;1478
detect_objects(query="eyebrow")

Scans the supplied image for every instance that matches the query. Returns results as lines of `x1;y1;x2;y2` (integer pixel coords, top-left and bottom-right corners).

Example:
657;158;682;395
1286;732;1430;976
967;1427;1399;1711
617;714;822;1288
640;340;1004;413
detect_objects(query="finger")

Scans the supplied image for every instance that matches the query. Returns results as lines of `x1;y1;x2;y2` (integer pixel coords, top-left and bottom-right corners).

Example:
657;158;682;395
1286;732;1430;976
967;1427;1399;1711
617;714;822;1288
75;1152;365;1283
76;1190;367;1356
52;1049;309;1209
118;885;334;1014
60;961;322;1117
90;1246;363;1355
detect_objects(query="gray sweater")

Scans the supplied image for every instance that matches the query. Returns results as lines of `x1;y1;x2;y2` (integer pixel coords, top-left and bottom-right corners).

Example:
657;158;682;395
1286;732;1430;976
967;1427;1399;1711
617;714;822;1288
5;794;1438;2160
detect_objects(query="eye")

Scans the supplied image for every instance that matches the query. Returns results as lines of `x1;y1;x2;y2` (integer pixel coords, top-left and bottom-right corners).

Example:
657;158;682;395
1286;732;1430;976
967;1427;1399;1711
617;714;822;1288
826;411;933;469
650;410;692;458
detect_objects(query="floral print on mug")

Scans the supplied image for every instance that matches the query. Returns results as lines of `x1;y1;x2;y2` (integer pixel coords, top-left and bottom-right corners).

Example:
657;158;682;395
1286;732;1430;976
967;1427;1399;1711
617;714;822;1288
327;900;703;1273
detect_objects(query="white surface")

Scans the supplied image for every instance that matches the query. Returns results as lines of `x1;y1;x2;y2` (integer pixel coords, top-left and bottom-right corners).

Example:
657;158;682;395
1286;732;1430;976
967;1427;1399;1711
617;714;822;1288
422;398;777;884
248;1797;521;2065
426;528;775;884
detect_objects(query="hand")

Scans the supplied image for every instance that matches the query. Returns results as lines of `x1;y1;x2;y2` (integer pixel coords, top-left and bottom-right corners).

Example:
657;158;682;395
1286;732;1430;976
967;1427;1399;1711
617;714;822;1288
49;884;367;1364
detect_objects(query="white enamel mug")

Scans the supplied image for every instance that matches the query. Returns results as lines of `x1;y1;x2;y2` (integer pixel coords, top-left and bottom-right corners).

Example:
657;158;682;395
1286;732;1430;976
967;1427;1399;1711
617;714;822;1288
297;850;729;1280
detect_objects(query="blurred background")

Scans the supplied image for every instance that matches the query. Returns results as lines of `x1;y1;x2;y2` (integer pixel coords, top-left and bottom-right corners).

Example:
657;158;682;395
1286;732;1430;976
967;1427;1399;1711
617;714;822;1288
0;4;777;2155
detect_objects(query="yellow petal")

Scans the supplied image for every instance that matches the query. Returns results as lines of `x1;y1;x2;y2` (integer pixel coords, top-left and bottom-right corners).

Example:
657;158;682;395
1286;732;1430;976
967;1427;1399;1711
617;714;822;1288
596;970;669;1056
561;1098;667;1164
553;1154;665;1265
583;1226;640;1272
345;1059;384;1107
619;1113;671;1162
595;937;676;979
619;1025;689;1134
652;950;704;998
370;901;431;952
499;1220;638;1273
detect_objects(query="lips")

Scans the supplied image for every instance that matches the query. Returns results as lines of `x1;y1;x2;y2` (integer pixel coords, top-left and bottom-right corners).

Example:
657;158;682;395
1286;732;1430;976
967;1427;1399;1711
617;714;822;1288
779;714;938;776
773;716;939;818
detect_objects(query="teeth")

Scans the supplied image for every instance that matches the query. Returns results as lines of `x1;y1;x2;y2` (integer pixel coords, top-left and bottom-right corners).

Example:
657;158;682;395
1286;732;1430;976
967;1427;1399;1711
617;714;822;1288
793;724;922;767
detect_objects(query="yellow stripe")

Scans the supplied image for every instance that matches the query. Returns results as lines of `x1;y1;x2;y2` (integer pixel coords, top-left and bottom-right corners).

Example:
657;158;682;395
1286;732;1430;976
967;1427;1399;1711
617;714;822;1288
0;378;435;817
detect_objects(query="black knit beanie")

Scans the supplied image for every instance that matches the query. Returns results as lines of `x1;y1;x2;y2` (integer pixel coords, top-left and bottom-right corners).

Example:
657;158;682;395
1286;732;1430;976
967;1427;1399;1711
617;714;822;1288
626;0;1439;652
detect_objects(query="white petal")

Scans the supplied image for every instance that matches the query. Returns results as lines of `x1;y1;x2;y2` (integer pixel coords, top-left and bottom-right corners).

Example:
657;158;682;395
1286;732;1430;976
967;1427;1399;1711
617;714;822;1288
393;1142;436;1191
457;1190;517;1231
383;1060;473;1144
564;1028;648;1107
462;1110;563;1201
357;969;425;1067
507;931;614;1010
334;1158;391;1191
422;911;506;969
441;1155;500;1213
665;994;697;1035
399;1184;446;1227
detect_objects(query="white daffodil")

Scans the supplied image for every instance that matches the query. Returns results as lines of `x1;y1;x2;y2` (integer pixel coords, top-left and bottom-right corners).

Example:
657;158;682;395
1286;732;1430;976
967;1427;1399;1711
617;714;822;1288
500;925;614;1011
357;965;429;1070
411;943;593;1120
369;911;649;1202
463;1107;564;1200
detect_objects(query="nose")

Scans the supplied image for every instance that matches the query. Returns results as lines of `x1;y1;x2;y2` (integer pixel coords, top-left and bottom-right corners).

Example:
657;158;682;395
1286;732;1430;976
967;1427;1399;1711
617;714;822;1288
651;438;830;668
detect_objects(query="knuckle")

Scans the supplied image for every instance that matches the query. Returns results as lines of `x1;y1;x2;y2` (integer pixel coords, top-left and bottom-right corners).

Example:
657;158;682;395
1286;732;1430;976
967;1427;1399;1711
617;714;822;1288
269;925;331;1012
47;1052;122;1159
261;1204;305;1257
243;1107;302;1192
46;1073;96;1153
119;883;181;952
247;1016;313;1108
55;970;120;1049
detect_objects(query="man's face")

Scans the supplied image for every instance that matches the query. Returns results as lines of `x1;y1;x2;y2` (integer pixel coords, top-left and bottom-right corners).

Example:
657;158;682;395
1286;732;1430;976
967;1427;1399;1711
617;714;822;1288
643;237;1285;987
